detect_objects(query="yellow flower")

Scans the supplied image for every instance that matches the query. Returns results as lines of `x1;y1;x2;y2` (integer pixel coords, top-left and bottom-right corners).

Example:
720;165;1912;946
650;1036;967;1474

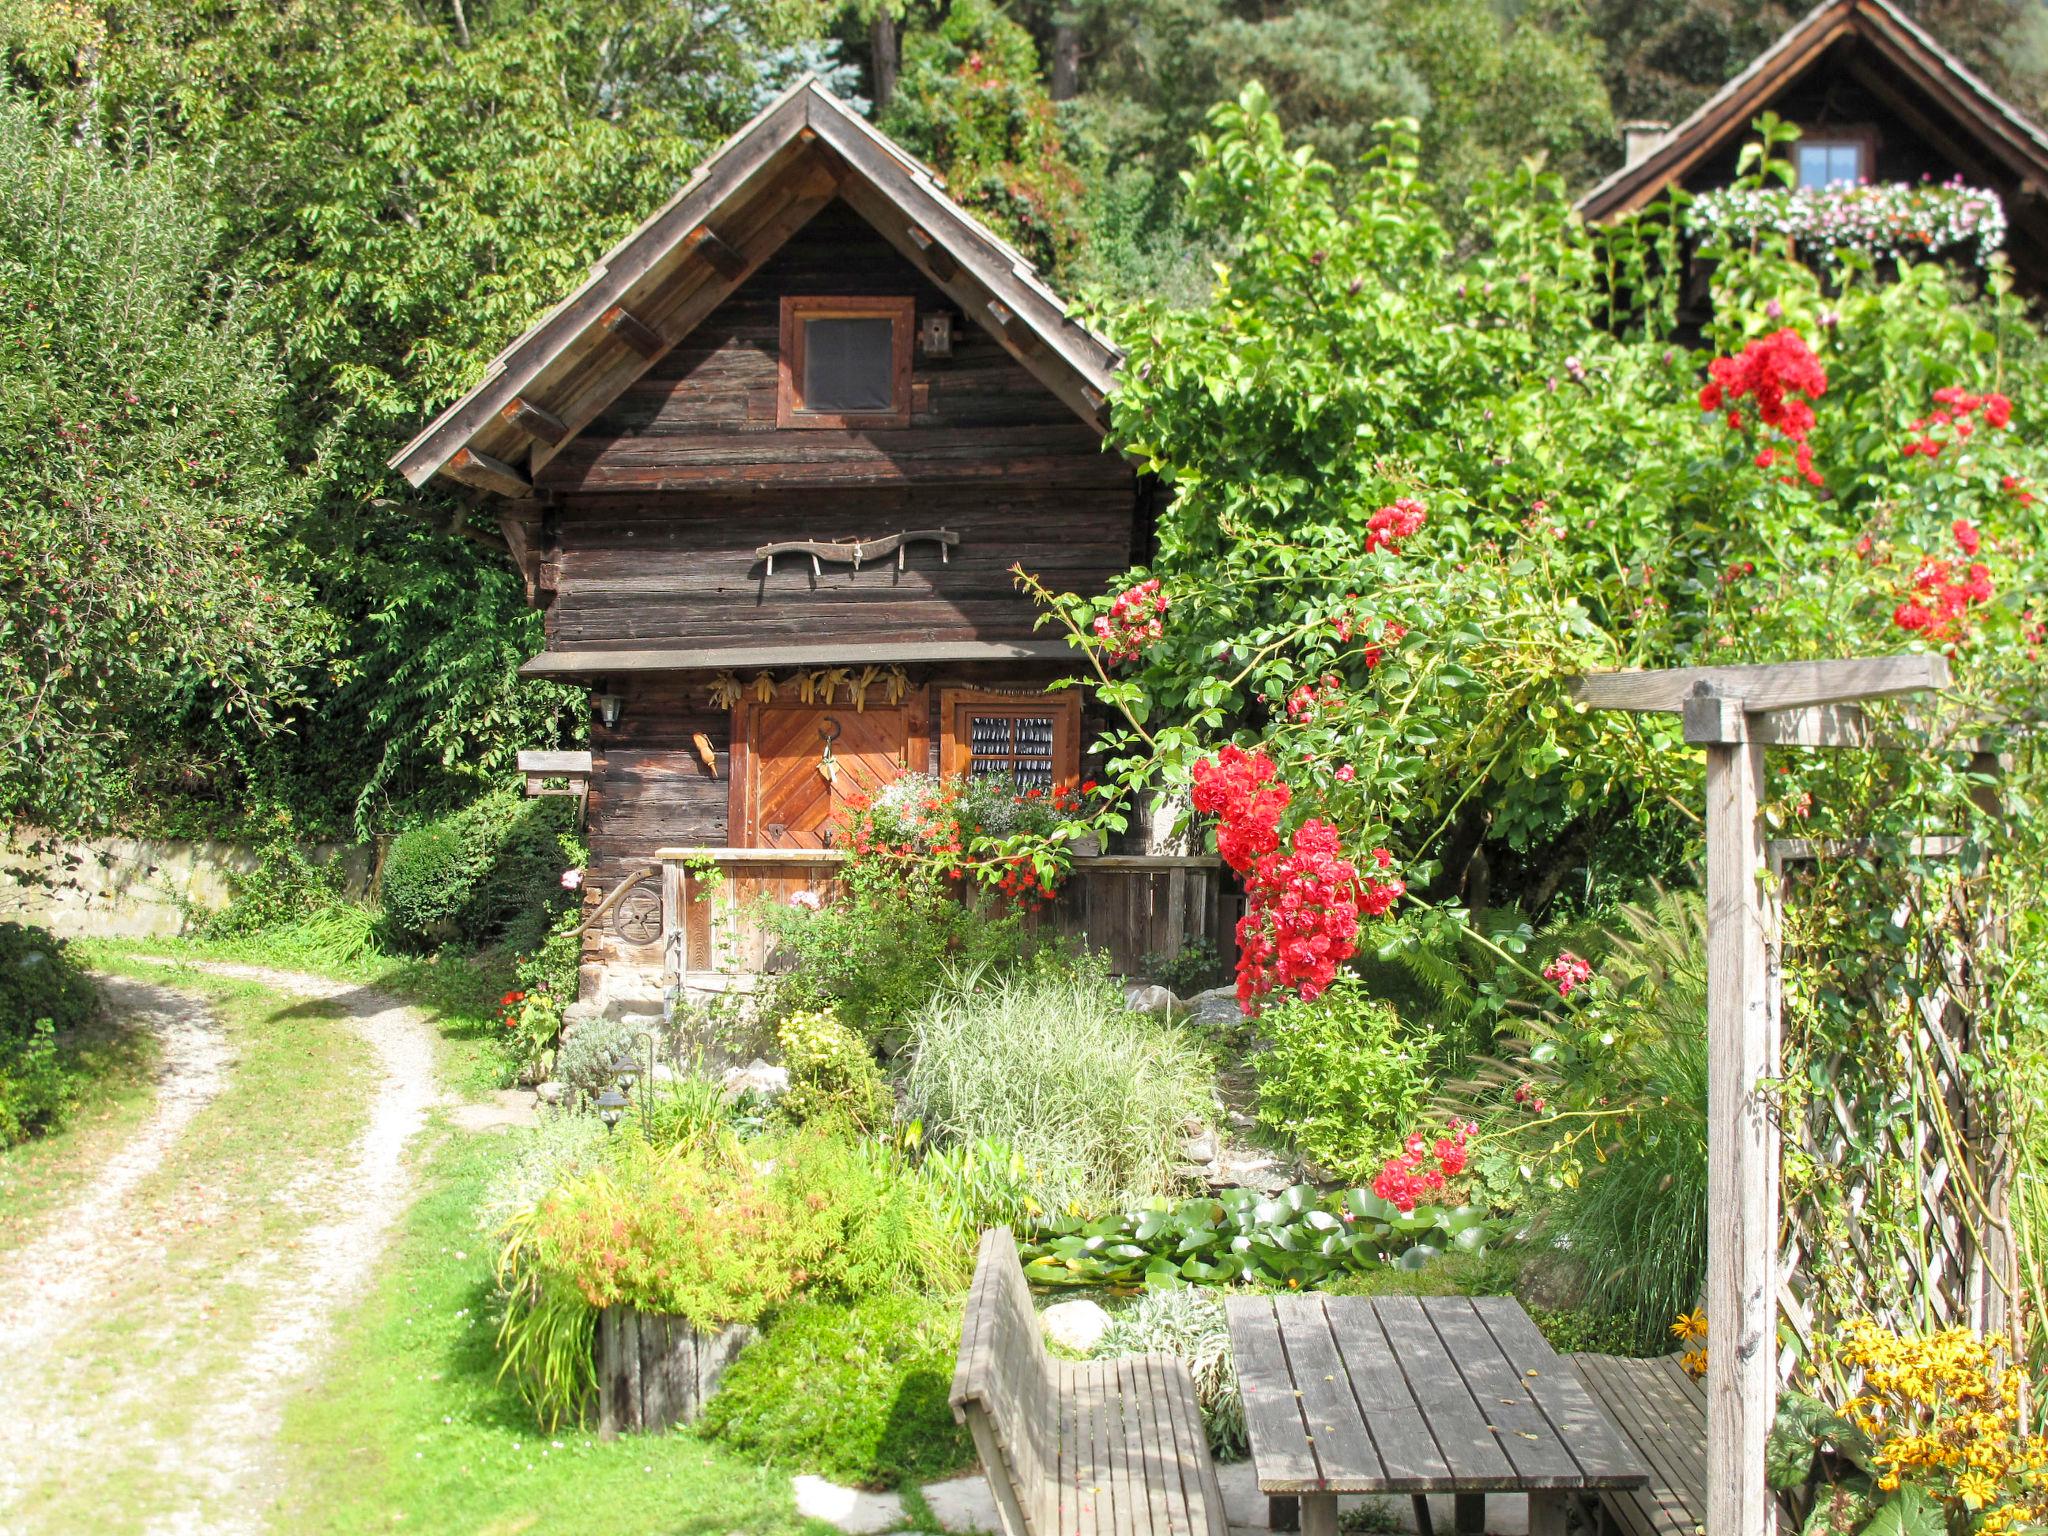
1679;1347;1707;1380
1671;1307;1707;1345
1958;1470;1998;1509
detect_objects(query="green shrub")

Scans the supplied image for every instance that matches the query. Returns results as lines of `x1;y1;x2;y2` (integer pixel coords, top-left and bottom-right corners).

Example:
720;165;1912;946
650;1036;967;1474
777;1008;889;1128
902;955;1209;1211
197;831;354;939
0;921;95;1044
1096;1288;1245;1457
551;1016;633;1106
698;1293;974;1489
767;1127;970;1298
379;788;583;950
0;923;98;1146
1252;973;1437;1180
501;909;584;1078
759;855;1040;1043
1464;891;1710;1355
511;1143;805;1330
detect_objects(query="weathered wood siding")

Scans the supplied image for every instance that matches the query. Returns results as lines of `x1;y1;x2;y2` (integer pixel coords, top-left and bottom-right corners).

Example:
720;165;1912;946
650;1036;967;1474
536;201;1137;654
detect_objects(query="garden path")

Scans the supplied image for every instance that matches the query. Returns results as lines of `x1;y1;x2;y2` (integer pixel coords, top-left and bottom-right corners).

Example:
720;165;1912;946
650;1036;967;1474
0;962;440;1536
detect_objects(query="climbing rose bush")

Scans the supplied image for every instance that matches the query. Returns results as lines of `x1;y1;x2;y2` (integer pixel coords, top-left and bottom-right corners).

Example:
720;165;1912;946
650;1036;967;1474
1192;745;1402;1008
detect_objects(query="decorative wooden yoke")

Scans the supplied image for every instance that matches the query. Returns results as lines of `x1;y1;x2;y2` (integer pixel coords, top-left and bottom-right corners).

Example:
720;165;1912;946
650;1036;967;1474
754;528;959;575
1571;653;1952;1536
950;1227;1229;1536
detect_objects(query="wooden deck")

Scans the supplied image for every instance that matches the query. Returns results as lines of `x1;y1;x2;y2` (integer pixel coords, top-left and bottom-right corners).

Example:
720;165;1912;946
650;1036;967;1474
1568;1353;1796;1536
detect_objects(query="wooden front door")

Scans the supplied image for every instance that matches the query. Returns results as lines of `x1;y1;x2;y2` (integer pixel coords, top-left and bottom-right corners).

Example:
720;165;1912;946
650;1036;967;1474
734;698;926;848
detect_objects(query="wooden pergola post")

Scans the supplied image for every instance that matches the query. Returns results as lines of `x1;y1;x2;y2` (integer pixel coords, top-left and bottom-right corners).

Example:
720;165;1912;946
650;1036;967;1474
1573;655;1950;1536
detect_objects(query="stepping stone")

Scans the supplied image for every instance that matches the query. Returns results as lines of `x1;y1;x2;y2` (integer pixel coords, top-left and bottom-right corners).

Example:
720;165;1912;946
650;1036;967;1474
920;1472;1000;1532
791;1474;904;1534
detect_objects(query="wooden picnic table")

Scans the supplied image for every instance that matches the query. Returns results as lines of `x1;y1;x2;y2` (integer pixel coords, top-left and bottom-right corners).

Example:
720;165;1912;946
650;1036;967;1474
1225;1294;1651;1536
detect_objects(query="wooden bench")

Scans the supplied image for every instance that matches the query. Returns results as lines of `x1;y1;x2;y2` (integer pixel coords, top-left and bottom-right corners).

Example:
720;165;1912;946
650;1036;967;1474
1569;1353;1796;1536
950;1227;1230;1536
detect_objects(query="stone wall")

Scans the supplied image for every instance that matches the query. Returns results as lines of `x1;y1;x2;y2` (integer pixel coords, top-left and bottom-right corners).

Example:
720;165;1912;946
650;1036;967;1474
0;828;372;940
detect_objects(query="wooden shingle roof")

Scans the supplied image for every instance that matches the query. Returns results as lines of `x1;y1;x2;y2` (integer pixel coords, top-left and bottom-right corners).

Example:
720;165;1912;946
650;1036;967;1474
1576;0;2048;221
388;78;1121;500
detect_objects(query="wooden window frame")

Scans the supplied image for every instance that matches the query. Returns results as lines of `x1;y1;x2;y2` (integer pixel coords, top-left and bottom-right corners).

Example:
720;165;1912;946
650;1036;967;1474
777;295;915;429
1790;127;1878;188
940;689;1081;795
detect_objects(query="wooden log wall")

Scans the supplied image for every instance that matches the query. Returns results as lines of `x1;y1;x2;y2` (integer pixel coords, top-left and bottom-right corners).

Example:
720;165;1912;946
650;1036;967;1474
534;201;1139;654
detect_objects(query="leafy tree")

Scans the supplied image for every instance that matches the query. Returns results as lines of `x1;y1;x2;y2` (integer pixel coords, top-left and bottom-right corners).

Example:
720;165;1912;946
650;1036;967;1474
0;92;323;830
1040;88;2046;920
880;0;1088;280
3;0;834;832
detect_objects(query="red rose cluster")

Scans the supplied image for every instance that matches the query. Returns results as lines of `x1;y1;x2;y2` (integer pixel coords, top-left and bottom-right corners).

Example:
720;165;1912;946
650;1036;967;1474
1364;498;1427;553
1285;673;1343;721
1093;578;1169;664
2001;474;2035;507
1332;604;1408;668
1901;385;2012;459
1192;746;1404;1009
1542;949;1593;999
1893;521;1996;642
1192;745;1290;872
1372;1121;1475;1215
1699;328;1827;488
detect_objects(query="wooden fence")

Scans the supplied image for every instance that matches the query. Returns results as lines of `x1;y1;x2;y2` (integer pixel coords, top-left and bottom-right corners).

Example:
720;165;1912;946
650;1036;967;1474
655;846;1236;988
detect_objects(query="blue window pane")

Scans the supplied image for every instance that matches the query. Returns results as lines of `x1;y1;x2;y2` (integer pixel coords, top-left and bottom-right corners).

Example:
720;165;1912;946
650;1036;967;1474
1797;142;1864;187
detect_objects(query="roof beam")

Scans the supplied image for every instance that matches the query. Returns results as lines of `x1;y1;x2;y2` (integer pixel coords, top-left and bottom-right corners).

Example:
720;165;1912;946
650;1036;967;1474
905;224;957;281
500;396;569;445
600;305;667;360
445;446;532;500
690;225;749;281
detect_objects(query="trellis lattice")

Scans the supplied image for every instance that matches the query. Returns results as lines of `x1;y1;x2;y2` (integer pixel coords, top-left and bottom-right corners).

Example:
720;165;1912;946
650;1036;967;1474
1769;841;2017;1389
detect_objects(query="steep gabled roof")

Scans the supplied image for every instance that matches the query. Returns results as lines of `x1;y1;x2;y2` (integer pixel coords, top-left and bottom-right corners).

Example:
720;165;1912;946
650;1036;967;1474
1577;0;2048;220
389;77;1121;500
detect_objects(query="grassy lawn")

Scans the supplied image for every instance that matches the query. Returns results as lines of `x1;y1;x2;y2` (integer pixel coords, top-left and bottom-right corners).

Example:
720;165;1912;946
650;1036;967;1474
0;1004;159;1255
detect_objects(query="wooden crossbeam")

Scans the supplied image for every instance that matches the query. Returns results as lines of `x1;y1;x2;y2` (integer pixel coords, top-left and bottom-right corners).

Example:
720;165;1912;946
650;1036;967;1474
690;225;748;280
446;446;531;499
1574;655;1950;714
905;223;958;281
500;396;569;444
499;511;543;603
600;305;667;360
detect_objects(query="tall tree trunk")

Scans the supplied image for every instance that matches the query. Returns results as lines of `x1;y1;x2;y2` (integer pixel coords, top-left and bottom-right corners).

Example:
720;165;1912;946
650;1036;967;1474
1050;15;1081;100
871;9;899;115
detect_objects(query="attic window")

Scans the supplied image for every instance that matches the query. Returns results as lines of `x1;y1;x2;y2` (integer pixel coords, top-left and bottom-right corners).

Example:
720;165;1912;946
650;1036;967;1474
779;296;914;428
1795;136;1869;188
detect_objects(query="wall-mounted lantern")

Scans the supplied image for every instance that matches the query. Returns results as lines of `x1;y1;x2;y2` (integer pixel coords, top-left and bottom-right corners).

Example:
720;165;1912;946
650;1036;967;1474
592;682;625;730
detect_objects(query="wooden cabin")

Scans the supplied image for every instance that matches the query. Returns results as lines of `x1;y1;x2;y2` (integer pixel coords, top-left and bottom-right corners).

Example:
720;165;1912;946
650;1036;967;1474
390;79;1226;1014
1578;0;2048;298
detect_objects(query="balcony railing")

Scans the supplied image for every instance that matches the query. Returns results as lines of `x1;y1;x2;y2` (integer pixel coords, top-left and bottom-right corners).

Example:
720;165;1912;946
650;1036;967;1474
654;846;1236;991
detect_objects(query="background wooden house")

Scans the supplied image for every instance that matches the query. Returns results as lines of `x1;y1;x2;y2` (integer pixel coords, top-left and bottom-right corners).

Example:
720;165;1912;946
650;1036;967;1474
391;79;1227;1015
1578;0;2048;297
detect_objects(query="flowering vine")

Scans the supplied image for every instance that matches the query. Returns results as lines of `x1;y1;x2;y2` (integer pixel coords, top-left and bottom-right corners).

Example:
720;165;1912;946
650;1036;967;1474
1092;577;1169;663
